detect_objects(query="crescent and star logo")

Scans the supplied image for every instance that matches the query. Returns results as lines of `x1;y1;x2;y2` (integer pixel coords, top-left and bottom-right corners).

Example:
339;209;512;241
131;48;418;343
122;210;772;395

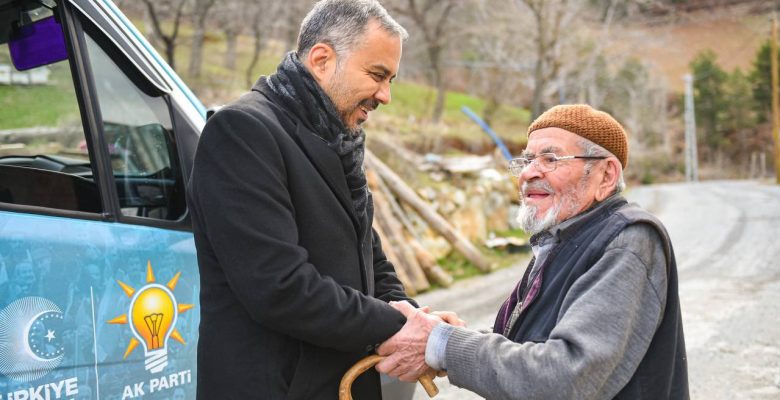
0;297;65;382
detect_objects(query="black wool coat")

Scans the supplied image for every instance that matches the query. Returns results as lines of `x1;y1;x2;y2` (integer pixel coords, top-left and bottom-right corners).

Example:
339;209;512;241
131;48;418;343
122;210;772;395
187;80;413;400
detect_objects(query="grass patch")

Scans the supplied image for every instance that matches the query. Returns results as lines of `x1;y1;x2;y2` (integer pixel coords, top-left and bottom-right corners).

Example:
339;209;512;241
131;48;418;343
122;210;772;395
436;243;530;285
0;57;80;130
437;252;485;281
492;227;530;241
0;85;78;129
385;81;529;134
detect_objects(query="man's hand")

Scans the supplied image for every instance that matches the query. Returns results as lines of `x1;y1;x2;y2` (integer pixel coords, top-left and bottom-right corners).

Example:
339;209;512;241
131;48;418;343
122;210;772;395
418;306;466;328
431;310;466;327
376;301;443;382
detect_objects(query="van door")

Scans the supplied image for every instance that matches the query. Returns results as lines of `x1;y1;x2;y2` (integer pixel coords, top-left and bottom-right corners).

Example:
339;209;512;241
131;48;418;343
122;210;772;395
0;2;198;399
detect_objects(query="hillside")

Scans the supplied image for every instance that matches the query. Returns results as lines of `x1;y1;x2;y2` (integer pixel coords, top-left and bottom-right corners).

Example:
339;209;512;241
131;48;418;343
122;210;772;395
611;5;770;91
129;20;532;153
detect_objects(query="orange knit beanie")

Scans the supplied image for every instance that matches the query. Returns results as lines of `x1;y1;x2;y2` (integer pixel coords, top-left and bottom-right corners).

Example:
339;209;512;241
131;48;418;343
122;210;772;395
527;104;629;169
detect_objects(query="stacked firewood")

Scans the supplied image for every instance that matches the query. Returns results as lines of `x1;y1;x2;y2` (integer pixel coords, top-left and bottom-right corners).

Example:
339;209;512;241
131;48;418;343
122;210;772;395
365;150;494;295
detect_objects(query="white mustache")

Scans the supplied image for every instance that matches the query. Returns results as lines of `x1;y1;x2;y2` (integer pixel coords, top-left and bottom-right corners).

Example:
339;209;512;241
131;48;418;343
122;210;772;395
521;180;554;197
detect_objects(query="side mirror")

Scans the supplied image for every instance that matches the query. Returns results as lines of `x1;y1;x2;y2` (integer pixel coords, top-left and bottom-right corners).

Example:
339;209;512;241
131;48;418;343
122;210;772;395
9;15;68;71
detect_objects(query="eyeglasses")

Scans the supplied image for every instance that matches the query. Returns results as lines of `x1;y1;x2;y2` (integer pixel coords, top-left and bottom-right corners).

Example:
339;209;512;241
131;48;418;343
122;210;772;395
508;153;607;176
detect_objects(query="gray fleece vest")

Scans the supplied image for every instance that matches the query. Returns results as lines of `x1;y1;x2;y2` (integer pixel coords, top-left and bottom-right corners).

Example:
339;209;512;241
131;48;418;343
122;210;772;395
508;199;689;399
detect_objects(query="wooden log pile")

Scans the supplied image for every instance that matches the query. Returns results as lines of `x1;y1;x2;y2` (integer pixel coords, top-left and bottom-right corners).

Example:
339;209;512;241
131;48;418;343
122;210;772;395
365;150;494;295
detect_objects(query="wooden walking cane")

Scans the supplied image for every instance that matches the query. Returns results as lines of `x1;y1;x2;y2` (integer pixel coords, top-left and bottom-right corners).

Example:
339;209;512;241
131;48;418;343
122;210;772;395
339;355;439;400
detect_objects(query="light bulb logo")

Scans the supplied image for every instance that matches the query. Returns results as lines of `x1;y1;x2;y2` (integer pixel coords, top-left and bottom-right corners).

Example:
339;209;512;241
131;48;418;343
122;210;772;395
108;261;194;374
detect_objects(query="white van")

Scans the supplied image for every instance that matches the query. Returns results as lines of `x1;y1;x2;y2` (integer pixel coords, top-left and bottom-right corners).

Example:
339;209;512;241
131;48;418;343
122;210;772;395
0;1;415;398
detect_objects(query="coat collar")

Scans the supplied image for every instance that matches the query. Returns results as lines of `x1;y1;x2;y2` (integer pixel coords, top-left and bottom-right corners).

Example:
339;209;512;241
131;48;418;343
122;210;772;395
253;77;361;233
289;112;362;235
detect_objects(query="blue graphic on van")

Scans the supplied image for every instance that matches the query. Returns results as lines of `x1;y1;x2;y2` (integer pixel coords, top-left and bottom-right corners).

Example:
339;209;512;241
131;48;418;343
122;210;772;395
0;211;199;399
107;262;194;374
0;297;65;382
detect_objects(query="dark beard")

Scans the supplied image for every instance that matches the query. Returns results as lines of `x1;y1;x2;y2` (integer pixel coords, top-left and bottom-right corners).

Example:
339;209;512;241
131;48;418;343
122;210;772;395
265;51;371;236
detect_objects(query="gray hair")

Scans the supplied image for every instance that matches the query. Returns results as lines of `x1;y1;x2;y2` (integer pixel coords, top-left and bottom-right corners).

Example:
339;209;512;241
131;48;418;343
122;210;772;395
577;137;626;194
297;0;408;60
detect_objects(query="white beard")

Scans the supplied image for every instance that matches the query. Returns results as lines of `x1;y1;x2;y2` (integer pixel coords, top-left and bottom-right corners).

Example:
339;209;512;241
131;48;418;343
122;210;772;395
516;178;587;235
517;200;562;235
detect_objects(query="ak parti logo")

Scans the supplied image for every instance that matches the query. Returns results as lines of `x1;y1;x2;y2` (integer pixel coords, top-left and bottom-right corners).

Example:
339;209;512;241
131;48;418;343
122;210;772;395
108;261;193;374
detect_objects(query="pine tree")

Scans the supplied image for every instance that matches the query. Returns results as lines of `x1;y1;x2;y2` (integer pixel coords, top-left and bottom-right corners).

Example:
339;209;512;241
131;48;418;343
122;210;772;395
749;40;779;123
690;50;728;159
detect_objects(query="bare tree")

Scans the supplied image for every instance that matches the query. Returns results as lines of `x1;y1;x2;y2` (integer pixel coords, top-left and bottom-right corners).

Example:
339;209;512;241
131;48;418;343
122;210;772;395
223;25;241;71
516;0;583;119
113;1;158;45
243;0;284;86
573;0;653;108
188;0;217;78
280;0;313;52
603;57;669;153
466;0;532;126
141;0;188;70
388;0;460;124
574;0;620;107
245;6;266;86
211;0;245;72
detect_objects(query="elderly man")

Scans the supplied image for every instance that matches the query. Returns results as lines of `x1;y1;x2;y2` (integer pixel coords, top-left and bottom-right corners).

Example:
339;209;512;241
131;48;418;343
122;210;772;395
377;105;689;399
187;1;416;399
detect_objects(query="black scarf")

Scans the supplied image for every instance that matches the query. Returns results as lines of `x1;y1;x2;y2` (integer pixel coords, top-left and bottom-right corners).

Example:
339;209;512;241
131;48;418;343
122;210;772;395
265;52;369;234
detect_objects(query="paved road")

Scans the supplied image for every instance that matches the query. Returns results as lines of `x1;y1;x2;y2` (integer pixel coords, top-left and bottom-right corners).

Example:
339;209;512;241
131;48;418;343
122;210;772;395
409;253;531;400
409;180;780;399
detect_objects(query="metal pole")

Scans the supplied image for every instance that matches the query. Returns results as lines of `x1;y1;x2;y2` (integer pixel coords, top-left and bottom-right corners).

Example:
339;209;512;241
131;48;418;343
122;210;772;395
684;75;691;182
460;106;513;160
771;14;780;183
684;74;699;182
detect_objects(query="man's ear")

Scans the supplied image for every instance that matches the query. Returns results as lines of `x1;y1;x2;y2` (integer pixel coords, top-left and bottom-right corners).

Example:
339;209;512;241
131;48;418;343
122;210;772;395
595;158;621;201
304;43;337;84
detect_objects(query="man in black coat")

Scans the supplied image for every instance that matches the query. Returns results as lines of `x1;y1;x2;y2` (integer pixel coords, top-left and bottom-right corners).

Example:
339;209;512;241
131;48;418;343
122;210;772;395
186;1;418;398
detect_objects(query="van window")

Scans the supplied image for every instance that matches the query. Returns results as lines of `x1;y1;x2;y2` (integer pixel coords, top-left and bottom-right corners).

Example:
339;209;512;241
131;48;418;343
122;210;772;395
0;15;100;213
84;32;186;221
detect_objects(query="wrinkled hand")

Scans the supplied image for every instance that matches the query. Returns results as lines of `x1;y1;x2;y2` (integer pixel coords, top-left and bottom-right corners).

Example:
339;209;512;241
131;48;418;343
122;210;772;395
431;310;466;327
376;301;442;382
418;306;466;327
422;308;464;377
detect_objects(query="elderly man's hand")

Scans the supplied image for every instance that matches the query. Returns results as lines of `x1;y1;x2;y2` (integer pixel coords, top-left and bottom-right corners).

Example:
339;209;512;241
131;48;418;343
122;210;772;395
431;310;466;327
376;301;446;382
416;306;466;327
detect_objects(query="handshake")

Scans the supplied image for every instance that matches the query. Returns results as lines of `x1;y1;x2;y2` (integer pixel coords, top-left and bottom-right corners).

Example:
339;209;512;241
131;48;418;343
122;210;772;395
374;301;466;382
